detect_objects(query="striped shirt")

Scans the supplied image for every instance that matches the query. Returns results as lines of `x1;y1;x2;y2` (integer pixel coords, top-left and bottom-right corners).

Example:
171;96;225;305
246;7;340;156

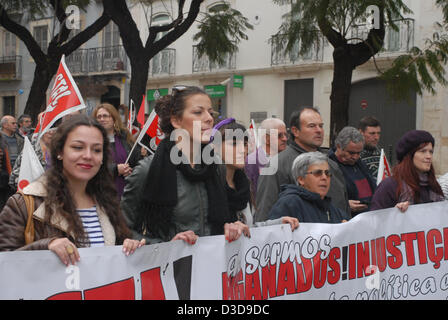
76;206;105;247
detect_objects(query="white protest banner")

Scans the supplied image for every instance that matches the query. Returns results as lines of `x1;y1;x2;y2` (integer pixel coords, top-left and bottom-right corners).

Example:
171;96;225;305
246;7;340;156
1;201;448;300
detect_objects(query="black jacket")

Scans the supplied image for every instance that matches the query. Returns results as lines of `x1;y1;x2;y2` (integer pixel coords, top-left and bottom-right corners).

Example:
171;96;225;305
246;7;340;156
269;184;349;223
255;141;349;222
328;148;376;213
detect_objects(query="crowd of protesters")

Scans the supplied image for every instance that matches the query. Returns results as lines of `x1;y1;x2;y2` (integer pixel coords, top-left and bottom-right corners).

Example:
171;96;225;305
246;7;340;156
0;85;447;266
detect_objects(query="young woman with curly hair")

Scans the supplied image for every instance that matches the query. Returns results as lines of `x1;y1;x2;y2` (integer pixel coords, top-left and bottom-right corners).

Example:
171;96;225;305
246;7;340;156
121;86;251;245
0;114;144;266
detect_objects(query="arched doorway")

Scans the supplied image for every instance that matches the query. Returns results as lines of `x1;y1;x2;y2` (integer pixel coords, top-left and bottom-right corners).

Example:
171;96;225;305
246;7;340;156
348;78;416;165
101;85;120;108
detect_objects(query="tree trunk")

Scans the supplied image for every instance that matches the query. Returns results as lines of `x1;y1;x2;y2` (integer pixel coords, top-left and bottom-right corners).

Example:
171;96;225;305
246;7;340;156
104;0;203;117
23;63;57;122
329;45;355;144
128;58;150;116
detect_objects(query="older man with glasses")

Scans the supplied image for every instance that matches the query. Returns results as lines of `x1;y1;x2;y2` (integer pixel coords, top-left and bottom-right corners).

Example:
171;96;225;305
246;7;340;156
269;152;349;223
245;118;288;203
0;115;24;168
329;126;377;216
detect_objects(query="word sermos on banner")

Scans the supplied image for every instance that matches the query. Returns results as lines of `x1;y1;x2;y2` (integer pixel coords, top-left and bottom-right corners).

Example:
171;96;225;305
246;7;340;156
0;201;448;300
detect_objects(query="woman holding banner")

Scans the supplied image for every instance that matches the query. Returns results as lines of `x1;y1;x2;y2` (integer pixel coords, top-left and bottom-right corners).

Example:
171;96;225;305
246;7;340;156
370;130;444;212
212;117;298;232
92;103;141;199
121;86;253;245
268;151;349;223
0;115;144;266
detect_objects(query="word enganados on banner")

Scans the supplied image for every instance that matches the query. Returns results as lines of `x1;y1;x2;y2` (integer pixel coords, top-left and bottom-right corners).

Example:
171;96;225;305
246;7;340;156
222;227;448;300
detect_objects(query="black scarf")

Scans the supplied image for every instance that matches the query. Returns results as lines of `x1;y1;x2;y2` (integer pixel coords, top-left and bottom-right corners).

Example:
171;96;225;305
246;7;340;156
138;139;235;240
225;169;251;219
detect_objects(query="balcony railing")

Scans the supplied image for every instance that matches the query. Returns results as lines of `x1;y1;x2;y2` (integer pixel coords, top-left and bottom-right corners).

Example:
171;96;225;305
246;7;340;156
350;18;415;53
149;48;176;76
192;45;236;73
0;55;22;80
270;35;324;66
66;45;127;75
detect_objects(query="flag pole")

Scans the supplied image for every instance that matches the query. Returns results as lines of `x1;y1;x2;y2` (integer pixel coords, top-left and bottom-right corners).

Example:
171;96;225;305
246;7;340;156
125;109;157;164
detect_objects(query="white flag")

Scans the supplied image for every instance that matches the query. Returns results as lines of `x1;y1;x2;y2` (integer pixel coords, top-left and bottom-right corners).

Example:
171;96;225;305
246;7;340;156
17;137;45;191
250;119;260;148
376;148;392;185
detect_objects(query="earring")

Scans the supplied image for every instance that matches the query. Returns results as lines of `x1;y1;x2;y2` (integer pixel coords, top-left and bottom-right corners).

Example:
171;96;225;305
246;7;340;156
57;155;62;160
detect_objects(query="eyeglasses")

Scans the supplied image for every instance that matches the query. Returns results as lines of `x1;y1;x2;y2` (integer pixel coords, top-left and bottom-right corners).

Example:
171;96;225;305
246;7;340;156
305;169;332;177
96;114;111;120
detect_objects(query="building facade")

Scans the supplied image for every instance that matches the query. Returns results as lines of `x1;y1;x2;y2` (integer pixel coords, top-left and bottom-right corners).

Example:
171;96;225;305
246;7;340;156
1;0;447;173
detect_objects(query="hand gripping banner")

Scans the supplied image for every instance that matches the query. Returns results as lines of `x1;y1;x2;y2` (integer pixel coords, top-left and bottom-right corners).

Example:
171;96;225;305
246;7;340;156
0;201;448;300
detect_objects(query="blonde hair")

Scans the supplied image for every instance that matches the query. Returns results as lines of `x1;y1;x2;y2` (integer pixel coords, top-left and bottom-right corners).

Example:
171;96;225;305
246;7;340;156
92;103;134;145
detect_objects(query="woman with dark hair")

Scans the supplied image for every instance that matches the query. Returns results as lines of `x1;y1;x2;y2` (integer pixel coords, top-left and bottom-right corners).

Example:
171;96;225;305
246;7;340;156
0;114;144;266
121;86;250;244
92;103;141;199
370;130;444;212
212;118;298;231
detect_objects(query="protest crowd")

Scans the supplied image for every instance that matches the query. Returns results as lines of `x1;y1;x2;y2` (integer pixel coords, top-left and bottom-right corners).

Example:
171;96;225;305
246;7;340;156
0;64;448;297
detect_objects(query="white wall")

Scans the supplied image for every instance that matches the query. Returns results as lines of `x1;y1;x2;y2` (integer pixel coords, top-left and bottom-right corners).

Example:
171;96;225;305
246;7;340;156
132;0;448;172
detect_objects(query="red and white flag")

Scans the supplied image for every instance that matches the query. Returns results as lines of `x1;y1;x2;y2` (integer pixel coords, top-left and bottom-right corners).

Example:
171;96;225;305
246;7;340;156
249;119;260;150
17;137;45;191
376;148;392;185
35;55;86;140
125;109;164;163
136;95;146;128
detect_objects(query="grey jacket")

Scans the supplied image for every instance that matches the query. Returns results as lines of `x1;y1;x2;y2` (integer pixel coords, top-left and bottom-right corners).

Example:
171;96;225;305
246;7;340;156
255;141;349;222
120;155;211;244
121;156;288;244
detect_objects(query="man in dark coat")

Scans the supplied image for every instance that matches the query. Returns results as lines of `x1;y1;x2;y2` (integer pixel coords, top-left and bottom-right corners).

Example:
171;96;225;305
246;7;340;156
255;107;349;222
329;126;376;217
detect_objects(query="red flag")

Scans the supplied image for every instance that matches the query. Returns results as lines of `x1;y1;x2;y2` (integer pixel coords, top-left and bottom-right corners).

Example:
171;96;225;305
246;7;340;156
126;109;164;163
36;55;86;139
139;109;164;153
136;95;146;128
